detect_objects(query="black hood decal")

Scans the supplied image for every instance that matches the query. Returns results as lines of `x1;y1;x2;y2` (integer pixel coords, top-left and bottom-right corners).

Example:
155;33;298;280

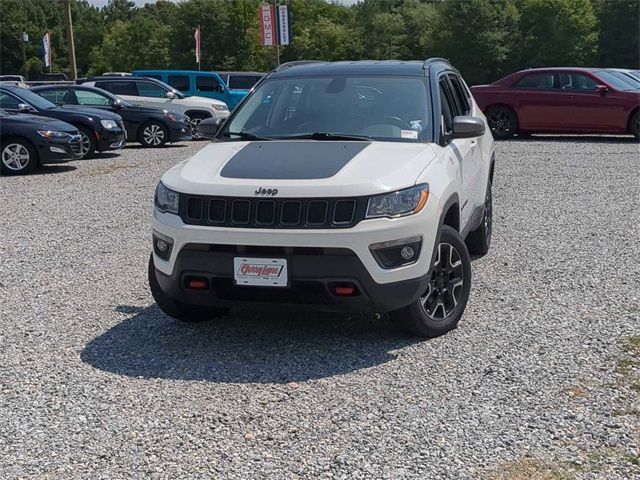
220;141;370;180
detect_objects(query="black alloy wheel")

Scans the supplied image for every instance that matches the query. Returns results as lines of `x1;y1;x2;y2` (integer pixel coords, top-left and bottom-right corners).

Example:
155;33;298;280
486;106;518;140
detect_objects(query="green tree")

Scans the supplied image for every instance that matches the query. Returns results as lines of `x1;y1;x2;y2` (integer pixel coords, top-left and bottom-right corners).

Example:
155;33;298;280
595;0;640;68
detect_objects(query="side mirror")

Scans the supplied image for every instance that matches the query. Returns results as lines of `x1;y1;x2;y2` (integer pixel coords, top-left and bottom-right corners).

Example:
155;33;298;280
165;91;176;99
451;115;485;139
198;117;223;139
17;103;33;113
215;83;225;93
111;100;122;110
595;84;608;96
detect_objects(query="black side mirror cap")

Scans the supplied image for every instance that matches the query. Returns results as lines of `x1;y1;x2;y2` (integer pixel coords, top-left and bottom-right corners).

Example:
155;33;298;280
451;115;485;139
198;117;223;139
111;100;122;110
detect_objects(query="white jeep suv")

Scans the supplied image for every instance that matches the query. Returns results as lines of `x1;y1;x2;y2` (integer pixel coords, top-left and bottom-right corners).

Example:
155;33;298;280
149;59;495;337
80;76;229;138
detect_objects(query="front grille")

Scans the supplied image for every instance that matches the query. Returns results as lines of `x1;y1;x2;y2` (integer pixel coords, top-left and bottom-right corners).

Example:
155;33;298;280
179;195;367;229
68;134;82;155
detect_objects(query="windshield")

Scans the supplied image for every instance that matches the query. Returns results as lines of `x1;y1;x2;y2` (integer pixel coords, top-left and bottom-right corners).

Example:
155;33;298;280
223;76;431;142
596;71;639;91
606;70;640;90
15;88;57;109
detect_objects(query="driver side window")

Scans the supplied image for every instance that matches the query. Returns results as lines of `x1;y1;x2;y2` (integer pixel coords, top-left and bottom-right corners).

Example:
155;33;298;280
75;90;111;106
136;81;168;98
0;92;22;110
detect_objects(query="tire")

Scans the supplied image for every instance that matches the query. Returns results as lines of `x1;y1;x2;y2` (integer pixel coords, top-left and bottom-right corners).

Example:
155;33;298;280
188;113;210;140
139;121;168;148
77;126;97;159
1;137;38;175
631;111;639;141
466;179;493;256
148;254;229;323
391;226;472;338
486;106;518;140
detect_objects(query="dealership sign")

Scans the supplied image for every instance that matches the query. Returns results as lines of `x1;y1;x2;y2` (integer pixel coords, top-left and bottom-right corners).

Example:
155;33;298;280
259;4;291;47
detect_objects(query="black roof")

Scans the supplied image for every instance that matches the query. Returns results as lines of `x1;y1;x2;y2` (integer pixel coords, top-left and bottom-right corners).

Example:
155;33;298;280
270;59;452;78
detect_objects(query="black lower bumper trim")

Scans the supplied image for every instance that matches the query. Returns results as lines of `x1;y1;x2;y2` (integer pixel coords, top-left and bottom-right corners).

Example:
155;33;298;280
153;246;429;313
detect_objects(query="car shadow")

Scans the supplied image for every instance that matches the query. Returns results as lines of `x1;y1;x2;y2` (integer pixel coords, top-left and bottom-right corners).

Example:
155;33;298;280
123;143;188;150
88;152;121;160
509;135;636;144
31;164;77;175
81;305;418;383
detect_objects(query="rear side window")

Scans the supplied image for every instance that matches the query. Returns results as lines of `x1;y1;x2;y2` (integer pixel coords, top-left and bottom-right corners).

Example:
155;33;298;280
196;75;222;92
168;75;190;92
448;74;471;115
228;75;262;90
136;81;168;98
514;73;554;89
75;89;111;106
97;81;138;96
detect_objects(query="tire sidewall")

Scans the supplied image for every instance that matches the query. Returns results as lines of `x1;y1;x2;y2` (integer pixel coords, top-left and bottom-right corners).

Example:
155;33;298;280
77;126;96;159
189;114;209;140
1;137;37;175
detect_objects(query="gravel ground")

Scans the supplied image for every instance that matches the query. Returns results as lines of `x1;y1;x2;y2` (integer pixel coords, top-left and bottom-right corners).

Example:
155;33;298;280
1;137;639;479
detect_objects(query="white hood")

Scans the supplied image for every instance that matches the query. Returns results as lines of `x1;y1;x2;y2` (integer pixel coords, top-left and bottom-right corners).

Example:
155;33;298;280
162;140;438;197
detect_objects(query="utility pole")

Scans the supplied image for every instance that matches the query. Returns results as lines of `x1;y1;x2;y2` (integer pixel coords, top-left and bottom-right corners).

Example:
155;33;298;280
62;0;77;79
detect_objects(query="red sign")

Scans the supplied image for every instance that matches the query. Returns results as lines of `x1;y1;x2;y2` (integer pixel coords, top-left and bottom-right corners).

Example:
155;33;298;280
259;5;276;47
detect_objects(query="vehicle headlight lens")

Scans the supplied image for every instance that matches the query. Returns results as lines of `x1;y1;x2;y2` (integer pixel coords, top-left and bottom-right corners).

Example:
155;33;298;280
100;119;118;129
213;104;229;111
37;130;70;139
366;184;429;219
154;182;180;215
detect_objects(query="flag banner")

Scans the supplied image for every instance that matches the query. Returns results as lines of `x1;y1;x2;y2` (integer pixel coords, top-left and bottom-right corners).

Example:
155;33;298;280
194;26;201;63
277;5;291;46
259;5;276;47
40;32;51;68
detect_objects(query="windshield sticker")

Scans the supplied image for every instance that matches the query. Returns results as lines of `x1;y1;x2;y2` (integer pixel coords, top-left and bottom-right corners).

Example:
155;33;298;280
401;130;418;139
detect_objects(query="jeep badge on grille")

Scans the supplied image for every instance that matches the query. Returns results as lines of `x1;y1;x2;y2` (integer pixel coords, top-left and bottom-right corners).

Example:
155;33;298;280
254;187;279;196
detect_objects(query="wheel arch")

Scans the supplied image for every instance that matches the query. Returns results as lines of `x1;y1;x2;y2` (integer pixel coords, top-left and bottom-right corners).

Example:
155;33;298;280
627;106;639;133
440;193;460;233
184;109;212;119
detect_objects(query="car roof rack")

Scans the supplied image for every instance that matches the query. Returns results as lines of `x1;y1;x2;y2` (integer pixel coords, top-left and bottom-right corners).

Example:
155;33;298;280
274;60;327;72
422;57;451;70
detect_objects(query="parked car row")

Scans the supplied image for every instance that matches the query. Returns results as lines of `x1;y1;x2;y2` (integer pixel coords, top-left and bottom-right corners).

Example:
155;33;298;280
471;67;640;140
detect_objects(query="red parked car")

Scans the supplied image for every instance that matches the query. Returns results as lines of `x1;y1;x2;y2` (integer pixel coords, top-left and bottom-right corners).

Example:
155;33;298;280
471;67;640;140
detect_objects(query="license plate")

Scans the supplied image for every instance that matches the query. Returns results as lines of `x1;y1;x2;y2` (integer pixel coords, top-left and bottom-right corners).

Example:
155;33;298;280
233;257;288;287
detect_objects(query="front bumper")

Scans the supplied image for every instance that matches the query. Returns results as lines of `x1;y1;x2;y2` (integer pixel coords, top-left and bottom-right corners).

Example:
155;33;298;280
37;134;83;164
151;193;441;311
168;121;193;142
97;129;126;151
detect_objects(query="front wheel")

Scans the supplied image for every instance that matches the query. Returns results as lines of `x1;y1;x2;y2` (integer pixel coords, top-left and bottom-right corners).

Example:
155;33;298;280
77;127;96;159
391;226;472;338
188;113;209;140
148;254;228;323
631;111;639;141
139;121;168;148
486;106;518;140
1;137;37;175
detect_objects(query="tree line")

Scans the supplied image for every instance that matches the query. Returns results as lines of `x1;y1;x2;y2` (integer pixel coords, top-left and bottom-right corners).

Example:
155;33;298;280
0;0;638;85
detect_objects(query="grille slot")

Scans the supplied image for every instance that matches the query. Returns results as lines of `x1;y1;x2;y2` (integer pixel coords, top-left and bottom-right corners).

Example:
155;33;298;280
180;195;362;229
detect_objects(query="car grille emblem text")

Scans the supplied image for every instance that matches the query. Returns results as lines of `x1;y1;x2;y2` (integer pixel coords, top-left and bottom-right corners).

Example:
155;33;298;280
254;187;278;196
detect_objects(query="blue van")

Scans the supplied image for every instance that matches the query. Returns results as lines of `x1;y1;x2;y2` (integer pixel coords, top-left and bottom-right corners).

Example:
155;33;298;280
131;70;246;110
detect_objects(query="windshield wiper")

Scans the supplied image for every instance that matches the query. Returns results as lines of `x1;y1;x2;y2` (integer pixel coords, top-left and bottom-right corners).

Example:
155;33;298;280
221;130;272;141
276;132;372;141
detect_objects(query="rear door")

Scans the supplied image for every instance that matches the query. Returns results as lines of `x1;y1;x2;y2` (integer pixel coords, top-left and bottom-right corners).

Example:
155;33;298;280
511;71;564;130
95;80;140;105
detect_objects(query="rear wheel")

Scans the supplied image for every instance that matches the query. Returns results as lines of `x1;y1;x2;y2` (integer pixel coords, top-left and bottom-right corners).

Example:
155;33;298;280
391;226;472;337
466;180;493;256
148;254;229;323
486;106;518;140
1;137;37;175
77;127;96;159
139;121;168;147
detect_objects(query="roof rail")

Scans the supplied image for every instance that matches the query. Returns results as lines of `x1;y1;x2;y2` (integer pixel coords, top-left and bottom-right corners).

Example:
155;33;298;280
274;60;327;72
422;57;450;70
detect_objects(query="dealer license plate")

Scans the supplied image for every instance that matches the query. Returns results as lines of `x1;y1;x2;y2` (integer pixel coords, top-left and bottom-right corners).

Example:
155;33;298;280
233;257;288;287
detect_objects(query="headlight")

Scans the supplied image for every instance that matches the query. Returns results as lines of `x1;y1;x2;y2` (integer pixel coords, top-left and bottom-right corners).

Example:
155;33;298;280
154;182;179;215
366;184;429;219
212;104;229;111
37;130;70;139
100;119;118;129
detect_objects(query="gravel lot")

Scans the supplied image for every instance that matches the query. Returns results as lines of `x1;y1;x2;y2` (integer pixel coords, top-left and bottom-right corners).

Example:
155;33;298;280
1;137;639;479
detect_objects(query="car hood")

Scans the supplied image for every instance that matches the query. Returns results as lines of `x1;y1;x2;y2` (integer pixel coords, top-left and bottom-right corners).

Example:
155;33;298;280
181;95;228;107
162;140;438;197
50;105;122;120
3;113;78;132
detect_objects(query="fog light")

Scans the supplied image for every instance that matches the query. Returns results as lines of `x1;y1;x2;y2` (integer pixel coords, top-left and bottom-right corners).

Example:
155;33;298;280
370;235;422;269
153;231;174;261
400;246;415;260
